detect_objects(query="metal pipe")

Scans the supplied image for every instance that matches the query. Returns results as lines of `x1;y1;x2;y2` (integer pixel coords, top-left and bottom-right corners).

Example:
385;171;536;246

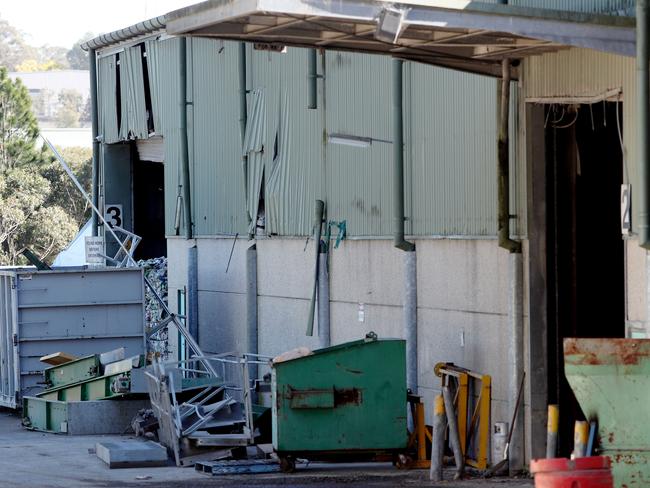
89;48;100;237
246;244;258;380
508;252;524;474
393;59;415;252
443;385;465;479
188;245;199;341
497;58;521;254
404;250;417;393
179;37;192;239
239;42;251;236
429;394;445;481
307;48;318;110
638;0;650;248
306;200;325;336
318;250;330;348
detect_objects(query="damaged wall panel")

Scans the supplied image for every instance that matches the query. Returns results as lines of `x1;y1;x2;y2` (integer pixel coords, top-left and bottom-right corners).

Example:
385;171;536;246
97;55;120;144
190;38;247;236
243;88;266;236
145;40;163;134
248;46;323;237
119;45;149;140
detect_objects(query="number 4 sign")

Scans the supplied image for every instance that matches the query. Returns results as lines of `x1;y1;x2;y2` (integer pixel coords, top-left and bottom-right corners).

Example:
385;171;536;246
104;204;123;229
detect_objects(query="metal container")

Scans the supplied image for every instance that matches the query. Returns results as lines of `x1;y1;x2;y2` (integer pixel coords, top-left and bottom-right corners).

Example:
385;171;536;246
271;336;407;464
0;267;145;408
492;421;509;465
564;338;650;487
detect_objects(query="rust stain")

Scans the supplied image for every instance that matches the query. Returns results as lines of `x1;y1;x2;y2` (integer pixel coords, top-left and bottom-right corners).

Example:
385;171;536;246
607;432;615;444
564;338;650;366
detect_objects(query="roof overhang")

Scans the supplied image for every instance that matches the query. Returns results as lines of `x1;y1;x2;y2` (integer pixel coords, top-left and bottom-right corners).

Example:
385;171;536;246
164;0;636;78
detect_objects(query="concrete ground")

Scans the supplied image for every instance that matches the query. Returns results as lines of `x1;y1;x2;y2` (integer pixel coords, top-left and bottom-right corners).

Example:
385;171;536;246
0;408;533;488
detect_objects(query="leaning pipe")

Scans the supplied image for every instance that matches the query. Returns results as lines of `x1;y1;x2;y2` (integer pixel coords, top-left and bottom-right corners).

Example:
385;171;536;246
89;48;100;237
307;49;318;110
306;200;325;336
638;0;650;249
497;59;521;254
179;37;192;240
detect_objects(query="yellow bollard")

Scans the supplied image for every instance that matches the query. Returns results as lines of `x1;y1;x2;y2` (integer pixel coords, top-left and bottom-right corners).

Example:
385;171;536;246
546;405;559;458
573;421;589;458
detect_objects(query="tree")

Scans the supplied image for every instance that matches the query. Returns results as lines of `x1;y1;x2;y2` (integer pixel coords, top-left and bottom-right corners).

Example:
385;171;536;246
54;89;84;128
67;33;95;70
15;59;66;72
0;16;34;71
0;67;79;265
0;67;43;170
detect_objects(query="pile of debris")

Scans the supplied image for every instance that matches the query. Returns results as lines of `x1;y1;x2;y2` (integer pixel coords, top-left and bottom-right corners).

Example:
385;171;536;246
139;257;170;360
21;348;149;435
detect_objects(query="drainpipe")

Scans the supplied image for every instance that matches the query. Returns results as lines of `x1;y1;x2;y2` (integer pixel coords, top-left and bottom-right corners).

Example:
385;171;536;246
498;59;521;254
307;49;318;110
318;246;330;349
89;48;100;237
638;0;650;249
497;56;525;473
246;244;258;379
306;200;325;336
179;37;192;239
239;43;251;236
393;59;418;394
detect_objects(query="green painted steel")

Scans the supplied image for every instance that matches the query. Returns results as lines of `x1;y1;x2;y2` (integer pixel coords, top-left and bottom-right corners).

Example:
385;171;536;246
44;355;100;389
22;396;68;433
272;337;407;454
97;55;119;144
37;371;133;402
564;338;650;487
119;45;148;140
481;0;633;13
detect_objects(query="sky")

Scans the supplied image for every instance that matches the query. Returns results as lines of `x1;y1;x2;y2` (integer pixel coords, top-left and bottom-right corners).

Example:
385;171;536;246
0;0;199;49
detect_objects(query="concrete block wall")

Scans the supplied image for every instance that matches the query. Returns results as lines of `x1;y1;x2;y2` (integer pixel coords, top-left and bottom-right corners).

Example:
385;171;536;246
167;236;521;430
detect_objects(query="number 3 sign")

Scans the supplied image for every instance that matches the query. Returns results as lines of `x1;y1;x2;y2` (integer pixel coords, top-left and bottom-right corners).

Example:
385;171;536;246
104;204;123;229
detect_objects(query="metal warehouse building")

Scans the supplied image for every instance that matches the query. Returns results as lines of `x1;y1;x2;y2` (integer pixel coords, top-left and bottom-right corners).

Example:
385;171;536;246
83;0;643;468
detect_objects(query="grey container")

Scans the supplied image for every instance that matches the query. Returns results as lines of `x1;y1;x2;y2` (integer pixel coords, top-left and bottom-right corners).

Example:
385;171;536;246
0;267;145;408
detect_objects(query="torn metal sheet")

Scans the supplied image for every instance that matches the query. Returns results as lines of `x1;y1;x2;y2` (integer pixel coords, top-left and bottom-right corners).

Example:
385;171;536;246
119;45;149;140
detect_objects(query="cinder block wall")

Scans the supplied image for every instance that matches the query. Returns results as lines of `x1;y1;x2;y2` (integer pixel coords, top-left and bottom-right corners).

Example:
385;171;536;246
167;236;528;429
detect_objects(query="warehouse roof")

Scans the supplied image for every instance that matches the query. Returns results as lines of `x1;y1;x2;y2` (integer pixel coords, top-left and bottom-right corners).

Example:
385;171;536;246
83;0;635;77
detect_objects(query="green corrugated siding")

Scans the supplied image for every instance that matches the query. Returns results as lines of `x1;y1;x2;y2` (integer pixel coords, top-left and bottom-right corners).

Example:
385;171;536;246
190;38;247;236
480;0;633;13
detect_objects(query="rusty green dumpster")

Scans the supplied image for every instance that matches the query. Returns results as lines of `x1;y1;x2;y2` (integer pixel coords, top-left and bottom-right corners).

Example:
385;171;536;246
272;335;407;469
564;338;650;487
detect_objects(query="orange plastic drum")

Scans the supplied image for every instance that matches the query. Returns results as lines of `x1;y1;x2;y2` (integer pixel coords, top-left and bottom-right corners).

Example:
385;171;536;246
530;457;613;488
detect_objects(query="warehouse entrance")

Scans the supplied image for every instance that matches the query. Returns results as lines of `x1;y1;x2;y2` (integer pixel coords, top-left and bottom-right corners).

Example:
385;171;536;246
133;159;166;260
529;101;625;457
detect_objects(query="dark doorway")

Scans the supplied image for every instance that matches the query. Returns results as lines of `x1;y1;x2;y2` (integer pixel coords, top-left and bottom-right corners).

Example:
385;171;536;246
133;160;166;259
544;102;625;455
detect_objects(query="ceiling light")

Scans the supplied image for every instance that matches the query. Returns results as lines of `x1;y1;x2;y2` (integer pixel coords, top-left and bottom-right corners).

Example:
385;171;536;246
328;133;373;148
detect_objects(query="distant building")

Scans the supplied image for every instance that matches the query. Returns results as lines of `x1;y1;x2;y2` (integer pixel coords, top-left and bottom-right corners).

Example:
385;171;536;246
8;70;90;127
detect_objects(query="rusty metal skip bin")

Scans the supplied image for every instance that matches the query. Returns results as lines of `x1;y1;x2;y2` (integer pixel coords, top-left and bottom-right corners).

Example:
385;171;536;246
564;338;650;488
271;334;407;471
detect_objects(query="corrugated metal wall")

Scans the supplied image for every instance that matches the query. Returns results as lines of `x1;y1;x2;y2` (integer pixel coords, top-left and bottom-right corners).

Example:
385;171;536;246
190;39;247;236
103;37;526;239
522;48;636;229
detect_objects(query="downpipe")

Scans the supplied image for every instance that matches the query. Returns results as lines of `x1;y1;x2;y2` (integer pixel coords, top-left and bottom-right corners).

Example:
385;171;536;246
89;48;100;237
638;0;650;249
318;248;330;348
393;59;417;394
247;245;258;381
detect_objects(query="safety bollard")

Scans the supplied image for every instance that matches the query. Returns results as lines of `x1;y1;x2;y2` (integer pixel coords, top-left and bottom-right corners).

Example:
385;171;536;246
546;404;559;458
573;421;589;458
442;386;465;479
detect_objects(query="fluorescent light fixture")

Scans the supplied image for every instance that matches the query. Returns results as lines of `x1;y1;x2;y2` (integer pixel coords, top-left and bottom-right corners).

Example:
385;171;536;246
375;7;407;44
328;133;373;148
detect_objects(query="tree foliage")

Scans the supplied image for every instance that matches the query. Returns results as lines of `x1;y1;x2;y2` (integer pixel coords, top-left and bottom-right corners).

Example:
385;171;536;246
0;16;35;71
67;33;95;70
0;67;83;266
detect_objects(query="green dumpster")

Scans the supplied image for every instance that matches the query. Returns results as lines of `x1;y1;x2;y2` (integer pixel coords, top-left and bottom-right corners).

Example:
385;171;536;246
272;335;407;468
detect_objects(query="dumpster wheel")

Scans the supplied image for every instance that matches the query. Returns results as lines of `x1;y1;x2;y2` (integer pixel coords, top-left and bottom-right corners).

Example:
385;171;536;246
279;456;296;473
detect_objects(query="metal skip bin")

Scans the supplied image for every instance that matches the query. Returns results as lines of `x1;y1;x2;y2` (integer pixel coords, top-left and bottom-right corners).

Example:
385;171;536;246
271;335;407;468
0;267;146;408
564;338;650;487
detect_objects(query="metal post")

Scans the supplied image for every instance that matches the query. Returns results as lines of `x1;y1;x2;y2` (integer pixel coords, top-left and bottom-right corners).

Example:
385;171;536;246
638;0;650;248
404;250;417;393
573;421;589;458
546;404;559;458
443;386;465;479
509;252;524;474
306;200;325;336
188;245;199;341
89;48;100;237
246;245;258;380
429;394;445;482
317;251;330;348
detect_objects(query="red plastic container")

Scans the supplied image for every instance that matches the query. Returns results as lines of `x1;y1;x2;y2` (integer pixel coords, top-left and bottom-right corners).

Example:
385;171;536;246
530;457;614;488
